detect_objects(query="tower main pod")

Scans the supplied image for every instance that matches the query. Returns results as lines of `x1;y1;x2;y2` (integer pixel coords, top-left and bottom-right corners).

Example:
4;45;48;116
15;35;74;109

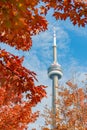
48;29;63;129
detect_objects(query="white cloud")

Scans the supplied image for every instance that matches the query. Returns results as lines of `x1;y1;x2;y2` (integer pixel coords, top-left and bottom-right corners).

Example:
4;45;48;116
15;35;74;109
59;20;87;37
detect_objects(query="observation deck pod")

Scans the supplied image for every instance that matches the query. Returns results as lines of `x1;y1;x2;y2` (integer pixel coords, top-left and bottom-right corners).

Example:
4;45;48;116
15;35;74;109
48;63;63;80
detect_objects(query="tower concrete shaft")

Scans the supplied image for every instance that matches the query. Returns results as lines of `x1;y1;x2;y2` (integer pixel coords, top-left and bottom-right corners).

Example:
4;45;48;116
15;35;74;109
48;28;63;129
52;76;58;129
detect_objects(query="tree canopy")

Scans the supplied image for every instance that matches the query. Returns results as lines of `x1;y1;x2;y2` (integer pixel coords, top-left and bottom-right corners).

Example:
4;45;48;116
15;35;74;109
0;0;87;50
42;80;87;130
0;49;46;129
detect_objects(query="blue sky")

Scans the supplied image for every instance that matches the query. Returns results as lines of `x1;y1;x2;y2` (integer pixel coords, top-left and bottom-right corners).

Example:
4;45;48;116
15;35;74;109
0;9;87;129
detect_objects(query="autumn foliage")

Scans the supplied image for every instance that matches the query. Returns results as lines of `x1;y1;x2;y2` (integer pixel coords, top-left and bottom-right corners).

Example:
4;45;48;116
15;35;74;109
0;0;48;50
42;0;87;26
0;49;46;129
0;0;87;130
42;80;87;130
0;0;87;50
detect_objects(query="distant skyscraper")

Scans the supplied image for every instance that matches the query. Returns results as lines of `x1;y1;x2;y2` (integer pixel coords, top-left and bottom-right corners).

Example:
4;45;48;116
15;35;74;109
48;28;63;129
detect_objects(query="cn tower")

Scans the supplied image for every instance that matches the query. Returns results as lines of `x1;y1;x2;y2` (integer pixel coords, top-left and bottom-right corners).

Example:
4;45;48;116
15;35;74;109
48;28;63;129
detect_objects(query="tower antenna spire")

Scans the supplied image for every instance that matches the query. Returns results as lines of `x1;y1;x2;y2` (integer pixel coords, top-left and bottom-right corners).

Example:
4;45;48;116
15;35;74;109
53;27;56;46
53;27;57;63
